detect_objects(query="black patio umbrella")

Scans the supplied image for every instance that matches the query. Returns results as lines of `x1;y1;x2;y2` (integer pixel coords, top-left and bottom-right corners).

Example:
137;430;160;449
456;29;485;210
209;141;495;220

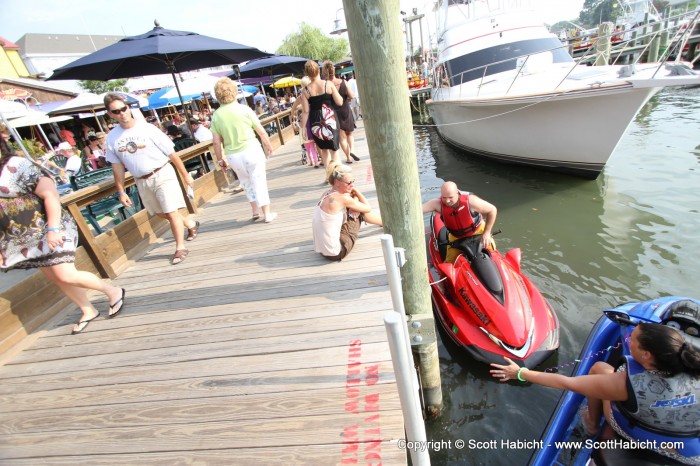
235;54;311;79
48;21;271;126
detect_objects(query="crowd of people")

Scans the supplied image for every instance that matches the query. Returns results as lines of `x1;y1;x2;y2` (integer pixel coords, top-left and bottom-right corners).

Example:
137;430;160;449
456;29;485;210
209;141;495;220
0;58;375;329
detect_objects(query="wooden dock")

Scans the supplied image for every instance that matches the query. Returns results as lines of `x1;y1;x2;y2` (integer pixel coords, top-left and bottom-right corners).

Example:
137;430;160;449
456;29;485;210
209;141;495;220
0;122;407;464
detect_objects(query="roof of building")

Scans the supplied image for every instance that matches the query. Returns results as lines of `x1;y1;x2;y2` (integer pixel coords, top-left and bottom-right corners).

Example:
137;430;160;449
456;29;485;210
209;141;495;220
0;37;20;50
0;77;77;96
15;33;124;55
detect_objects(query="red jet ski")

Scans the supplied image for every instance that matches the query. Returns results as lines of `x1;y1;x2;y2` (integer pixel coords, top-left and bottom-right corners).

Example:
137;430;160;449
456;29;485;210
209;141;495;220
427;213;560;368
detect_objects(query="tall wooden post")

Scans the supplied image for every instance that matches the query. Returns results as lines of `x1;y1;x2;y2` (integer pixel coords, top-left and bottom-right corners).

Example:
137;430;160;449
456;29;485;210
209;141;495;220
648;22;662;63
343;0;443;415
595;22;613;66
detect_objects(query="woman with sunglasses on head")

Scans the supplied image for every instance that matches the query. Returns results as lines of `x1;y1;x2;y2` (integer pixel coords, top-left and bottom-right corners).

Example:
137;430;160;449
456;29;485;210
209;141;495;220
491;322;700;464
0;135;125;334
312;161;382;261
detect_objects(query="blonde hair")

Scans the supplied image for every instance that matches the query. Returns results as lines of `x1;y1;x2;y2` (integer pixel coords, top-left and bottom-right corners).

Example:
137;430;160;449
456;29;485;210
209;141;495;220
327;160;352;185
304;60;319;78
214;77;239;104
300;76;311;88
322;60;335;80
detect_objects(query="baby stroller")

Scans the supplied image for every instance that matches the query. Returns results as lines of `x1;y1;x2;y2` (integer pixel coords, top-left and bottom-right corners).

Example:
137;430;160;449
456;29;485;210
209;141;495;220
300;143;308;165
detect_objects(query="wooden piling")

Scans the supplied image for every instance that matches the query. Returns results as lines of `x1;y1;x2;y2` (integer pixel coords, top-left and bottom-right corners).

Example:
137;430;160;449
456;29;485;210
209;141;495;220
649;22;662;63
595;22;613;66
343;0;443;415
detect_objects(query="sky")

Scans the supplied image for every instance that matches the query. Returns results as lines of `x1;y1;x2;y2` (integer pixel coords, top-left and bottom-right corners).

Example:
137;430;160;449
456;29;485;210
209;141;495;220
1;0;584;54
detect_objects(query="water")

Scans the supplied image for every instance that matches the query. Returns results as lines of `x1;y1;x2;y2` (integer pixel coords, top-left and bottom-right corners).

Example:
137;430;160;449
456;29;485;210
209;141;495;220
415;86;700;465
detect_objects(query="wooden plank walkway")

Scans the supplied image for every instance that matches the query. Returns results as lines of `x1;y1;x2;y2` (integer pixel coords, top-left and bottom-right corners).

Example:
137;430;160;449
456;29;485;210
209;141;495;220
0;122;407;465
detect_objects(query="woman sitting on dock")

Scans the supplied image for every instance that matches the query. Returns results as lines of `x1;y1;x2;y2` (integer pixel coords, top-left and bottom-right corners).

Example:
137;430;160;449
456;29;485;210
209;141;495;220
312;161;382;261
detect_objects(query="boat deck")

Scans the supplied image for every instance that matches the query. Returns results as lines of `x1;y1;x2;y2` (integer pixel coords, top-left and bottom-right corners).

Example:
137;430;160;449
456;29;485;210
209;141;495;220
0;122;407;464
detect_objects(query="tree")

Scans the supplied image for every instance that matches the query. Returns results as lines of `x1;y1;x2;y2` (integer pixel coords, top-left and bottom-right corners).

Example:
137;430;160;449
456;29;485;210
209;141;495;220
78;79;128;94
276;23;349;63
579;0;623;28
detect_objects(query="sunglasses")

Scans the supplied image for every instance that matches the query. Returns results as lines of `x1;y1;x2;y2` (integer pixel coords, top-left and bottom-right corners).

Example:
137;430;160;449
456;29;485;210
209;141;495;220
342;179;355;185
109;106;129;115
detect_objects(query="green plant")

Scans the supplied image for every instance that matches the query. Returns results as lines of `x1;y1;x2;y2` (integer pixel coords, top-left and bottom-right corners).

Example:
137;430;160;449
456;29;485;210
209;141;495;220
10;138;46;160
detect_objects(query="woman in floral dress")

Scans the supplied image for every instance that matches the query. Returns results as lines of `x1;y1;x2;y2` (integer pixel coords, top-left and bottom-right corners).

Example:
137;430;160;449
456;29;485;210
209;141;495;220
0;136;125;334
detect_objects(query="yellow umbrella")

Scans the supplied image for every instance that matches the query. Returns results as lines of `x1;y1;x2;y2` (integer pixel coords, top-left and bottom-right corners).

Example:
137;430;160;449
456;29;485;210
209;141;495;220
271;76;302;88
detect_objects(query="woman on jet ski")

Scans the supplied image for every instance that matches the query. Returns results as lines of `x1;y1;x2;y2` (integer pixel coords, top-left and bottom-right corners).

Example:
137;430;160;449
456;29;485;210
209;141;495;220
491;323;700;464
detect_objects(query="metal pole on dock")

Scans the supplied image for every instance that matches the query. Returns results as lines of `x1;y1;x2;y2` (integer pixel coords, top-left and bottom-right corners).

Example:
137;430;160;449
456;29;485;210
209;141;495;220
384;311;430;466
343;0;443;416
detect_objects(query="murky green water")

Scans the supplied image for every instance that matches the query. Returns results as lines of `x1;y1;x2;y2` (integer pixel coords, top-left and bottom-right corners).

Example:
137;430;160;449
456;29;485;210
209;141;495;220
415;86;700;465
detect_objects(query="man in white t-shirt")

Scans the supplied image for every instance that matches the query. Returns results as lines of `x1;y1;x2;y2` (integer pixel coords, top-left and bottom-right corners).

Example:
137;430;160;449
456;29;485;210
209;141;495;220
103;94;200;265
190;118;213;142
56;142;83;178
347;73;361;120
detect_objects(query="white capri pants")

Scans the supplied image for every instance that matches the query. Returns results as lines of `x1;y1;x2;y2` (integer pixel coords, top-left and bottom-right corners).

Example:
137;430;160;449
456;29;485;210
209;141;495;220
225;143;270;207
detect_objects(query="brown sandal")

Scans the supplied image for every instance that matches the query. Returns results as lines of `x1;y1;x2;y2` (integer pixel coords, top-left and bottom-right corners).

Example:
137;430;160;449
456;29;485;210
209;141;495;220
186;221;199;241
172;249;189;265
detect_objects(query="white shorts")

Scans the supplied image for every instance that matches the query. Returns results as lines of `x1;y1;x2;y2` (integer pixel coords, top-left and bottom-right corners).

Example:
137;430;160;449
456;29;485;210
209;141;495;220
135;163;186;215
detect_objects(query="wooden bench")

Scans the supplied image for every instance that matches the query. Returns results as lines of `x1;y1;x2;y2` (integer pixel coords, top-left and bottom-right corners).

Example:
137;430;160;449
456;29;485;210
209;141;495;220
70;168;141;234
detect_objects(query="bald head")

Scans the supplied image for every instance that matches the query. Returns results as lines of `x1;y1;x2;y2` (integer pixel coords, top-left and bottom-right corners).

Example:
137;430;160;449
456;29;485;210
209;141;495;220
441;181;460;207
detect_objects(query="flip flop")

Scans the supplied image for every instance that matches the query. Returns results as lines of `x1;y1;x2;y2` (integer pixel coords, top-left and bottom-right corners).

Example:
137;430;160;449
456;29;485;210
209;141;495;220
108;288;126;318
579;405;600;438
72;311;100;335
350;153;360;161
252;214;261;221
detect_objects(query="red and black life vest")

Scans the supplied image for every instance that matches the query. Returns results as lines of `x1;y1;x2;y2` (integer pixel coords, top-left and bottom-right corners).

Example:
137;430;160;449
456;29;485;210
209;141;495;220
441;193;482;238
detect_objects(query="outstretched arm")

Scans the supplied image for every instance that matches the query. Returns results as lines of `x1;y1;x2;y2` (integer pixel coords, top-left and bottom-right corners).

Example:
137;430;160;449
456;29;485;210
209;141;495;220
490;357;628;401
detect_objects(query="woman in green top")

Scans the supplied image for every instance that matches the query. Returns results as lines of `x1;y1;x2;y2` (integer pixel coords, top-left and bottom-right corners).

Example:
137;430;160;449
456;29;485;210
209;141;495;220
211;78;277;223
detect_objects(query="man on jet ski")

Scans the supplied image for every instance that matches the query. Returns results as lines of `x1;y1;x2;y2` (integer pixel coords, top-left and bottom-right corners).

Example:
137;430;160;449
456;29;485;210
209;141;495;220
423;181;497;263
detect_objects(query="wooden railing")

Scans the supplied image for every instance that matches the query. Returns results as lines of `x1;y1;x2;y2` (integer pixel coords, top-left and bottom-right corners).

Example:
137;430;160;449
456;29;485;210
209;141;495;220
0;119;298;357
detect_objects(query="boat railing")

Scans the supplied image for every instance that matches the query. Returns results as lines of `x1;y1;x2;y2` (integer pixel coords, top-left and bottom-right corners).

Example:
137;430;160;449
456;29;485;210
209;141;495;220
439;9;699;99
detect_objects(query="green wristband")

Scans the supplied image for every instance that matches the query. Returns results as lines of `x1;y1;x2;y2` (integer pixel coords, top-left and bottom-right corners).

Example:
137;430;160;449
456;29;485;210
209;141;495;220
517;367;528;382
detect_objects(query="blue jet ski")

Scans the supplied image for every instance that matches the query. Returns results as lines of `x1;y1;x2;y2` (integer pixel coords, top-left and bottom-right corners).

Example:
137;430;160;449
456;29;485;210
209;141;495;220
530;296;700;466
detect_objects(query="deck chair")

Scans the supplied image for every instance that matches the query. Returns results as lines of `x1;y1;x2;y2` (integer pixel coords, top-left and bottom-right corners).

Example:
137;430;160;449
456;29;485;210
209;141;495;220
70;168;141;234
174;138;205;178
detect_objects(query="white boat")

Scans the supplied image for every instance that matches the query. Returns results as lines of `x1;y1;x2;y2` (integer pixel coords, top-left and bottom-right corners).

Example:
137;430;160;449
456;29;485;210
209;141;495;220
427;0;700;179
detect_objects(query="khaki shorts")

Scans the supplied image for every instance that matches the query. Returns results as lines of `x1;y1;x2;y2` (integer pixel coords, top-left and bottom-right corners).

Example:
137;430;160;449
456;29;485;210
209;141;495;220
324;213;363;262
445;222;495;263
135;163;186;215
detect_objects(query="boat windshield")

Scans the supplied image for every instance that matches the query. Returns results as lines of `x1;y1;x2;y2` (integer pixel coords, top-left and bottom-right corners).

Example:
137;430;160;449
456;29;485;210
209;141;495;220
444;37;573;86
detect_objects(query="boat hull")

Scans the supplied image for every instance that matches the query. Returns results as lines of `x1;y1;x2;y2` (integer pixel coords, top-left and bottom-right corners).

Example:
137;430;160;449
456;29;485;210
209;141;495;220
429;1;700;179
428;84;660;178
